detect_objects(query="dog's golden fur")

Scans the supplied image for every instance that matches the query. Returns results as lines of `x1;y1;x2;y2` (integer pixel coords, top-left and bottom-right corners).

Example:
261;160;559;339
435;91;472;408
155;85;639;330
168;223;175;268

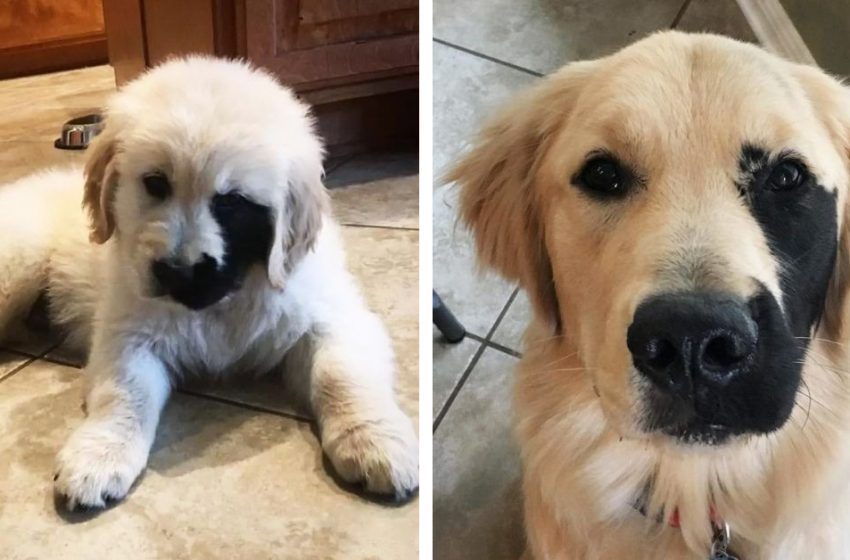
452;32;850;559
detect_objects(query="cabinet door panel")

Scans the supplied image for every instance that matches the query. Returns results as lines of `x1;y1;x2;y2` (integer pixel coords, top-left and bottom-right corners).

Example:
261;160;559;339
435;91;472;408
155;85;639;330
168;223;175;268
244;0;417;90
0;0;108;78
299;0;417;24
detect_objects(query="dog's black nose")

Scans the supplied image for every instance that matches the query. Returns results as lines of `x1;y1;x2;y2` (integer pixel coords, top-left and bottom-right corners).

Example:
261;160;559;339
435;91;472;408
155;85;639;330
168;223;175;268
151;254;216;293
627;293;757;392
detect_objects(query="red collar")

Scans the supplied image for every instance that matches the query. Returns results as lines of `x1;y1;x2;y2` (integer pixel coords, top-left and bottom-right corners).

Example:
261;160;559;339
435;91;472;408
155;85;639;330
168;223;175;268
638;504;738;558
667;505;721;528
634;488;721;529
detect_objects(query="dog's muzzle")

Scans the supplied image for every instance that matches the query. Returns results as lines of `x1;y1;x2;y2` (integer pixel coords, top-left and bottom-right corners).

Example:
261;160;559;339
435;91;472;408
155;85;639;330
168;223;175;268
627;291;802;444
151;254;236;310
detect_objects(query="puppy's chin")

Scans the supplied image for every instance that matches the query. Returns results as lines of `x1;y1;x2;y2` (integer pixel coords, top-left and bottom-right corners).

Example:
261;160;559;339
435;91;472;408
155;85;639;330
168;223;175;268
146;281;240;311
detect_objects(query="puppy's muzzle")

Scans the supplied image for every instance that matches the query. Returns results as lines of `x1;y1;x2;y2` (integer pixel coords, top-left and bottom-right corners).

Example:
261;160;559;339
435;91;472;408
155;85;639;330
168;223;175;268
626;291;800;444
151;254;232;310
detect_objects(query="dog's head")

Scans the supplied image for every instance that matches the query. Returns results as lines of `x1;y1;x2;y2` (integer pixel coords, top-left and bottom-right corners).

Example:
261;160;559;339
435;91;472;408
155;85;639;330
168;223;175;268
82;56;328;310
453;32;850;445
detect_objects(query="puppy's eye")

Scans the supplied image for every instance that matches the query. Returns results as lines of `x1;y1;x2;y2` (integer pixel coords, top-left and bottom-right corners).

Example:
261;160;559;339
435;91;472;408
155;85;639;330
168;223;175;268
142;173;171;200
579;157;624;195
767;160;807;191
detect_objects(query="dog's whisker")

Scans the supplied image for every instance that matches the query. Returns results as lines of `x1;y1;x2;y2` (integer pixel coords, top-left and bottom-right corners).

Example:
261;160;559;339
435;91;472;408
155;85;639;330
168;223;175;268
541;367;593;376
539;351;579;369
795;335;847;348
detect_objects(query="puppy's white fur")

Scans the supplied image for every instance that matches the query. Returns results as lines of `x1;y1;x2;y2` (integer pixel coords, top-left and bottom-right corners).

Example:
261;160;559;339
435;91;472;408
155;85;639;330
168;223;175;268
0;57;417;508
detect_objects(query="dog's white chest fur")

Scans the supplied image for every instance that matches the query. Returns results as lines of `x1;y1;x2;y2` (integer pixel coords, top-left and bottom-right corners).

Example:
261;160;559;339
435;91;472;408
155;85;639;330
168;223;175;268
133;285;311;378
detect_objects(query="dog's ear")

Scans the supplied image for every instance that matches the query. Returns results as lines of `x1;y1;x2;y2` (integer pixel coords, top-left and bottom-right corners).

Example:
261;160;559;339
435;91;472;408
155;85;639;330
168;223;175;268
82;124;120;244
267;158;329;289
794;66;850;344
448;62;595;332
823;107;850;344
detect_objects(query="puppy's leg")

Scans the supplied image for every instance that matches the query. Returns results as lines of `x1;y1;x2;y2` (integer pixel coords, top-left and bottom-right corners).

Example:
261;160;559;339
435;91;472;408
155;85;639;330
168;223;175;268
288;309;418;500
54;344;170;509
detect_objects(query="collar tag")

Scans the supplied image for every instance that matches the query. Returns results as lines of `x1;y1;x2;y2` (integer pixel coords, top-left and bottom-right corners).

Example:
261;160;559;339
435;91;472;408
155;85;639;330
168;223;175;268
709;522;738;560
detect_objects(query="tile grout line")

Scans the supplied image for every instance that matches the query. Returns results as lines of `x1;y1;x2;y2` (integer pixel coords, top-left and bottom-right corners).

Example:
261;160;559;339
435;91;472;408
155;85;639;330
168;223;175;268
0;336;66;383
1;342;314;423
483;339;522;359
433;287;519;433
0;355;39;385
340;223;418;232
465;331;522;358
38;355;84;369
0;346;38;358
670;0;694;28
178;388;313;423
324;154;355;176
463;332;487;343
433;38;545;78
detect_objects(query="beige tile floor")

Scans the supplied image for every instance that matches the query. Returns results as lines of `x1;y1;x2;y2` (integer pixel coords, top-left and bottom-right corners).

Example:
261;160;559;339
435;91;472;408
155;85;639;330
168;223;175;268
432;1;758;558
0;65;419;560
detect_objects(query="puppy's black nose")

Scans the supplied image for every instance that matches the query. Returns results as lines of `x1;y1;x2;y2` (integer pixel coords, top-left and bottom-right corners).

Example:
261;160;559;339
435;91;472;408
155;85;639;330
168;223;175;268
151;254;216;293
627;293;757;393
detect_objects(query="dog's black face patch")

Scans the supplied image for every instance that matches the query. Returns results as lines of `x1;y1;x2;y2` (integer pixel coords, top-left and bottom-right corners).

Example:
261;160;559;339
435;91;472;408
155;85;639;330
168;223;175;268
151;191;274;310
737;143;838;340
629;145;838;444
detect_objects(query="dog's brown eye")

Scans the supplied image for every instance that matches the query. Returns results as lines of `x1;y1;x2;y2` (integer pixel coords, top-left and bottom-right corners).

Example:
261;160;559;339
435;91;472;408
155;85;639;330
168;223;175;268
768;161;806;191
142;173;171;200
579;157;623;194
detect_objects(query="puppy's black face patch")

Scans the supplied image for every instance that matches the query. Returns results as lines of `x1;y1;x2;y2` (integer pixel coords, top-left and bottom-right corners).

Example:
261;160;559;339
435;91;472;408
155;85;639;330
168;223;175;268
210;191;275;271
151;191;274;310
737;144;838;340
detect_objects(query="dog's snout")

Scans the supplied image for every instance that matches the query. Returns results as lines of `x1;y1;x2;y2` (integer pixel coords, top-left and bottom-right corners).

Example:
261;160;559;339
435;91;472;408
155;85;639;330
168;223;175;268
627;293;757;391
152;254;217;293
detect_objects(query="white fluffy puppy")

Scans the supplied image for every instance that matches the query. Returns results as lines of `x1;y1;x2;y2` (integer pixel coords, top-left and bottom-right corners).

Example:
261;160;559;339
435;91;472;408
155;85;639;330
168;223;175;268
0;57;418;509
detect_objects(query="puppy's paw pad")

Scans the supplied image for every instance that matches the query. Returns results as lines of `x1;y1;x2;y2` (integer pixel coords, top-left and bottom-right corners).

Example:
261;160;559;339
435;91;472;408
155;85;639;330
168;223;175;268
325;414;419;500
54;429;146;511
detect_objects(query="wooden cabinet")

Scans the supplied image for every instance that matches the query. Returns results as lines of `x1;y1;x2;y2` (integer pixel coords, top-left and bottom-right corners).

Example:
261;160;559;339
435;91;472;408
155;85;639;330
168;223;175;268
240;0;417;92
104;0;419;156
0;0;108;79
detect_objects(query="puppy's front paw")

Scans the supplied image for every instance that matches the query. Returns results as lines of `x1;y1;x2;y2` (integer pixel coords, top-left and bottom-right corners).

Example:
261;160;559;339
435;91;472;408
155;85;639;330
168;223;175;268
323;408;419;501
54;423;148;510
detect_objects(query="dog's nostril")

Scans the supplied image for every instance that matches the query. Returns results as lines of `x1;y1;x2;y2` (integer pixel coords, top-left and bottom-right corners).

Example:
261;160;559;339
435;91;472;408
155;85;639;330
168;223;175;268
645;338;677;369
703;334;744;367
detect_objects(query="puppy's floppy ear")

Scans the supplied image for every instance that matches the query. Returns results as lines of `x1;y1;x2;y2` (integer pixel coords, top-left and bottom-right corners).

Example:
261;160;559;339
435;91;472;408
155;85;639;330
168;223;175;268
267;158;329;289
82;124;120;244
448;62;595;332
795;65;850;343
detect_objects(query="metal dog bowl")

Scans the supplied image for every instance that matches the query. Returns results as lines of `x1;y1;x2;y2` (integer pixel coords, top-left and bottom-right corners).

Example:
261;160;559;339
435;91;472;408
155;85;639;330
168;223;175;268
54;114;104;150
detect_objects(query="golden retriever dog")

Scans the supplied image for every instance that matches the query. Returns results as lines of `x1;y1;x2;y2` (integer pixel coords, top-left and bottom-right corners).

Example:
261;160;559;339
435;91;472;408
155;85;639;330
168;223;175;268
451;32;850;559
0;57;418;510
